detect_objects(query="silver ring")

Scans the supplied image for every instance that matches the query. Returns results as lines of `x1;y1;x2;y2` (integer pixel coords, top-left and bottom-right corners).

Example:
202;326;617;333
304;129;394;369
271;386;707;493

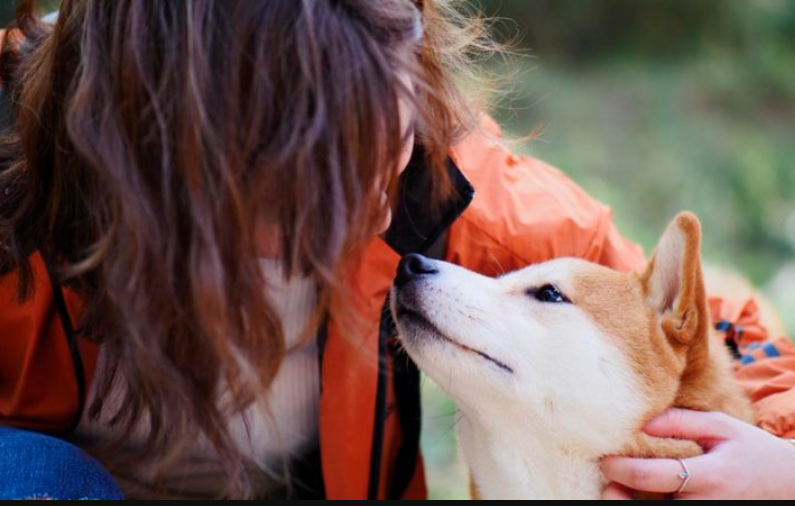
676;459;691;495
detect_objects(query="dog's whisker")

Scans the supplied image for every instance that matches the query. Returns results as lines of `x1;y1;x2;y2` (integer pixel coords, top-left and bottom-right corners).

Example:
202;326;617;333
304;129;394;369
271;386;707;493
486;249;507;276
424;412;460;421
433;418;462;447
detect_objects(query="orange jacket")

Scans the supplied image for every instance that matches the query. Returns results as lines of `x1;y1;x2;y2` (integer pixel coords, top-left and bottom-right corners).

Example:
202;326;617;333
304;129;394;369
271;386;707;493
1;111;792;499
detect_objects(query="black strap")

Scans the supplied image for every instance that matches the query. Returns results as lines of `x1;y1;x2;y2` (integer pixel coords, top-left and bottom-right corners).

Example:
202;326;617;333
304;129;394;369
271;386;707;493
367;301;392;500
367;152;474;500
388;339;422;499
288;321;328;500
290;443;326;500
45;265;87;434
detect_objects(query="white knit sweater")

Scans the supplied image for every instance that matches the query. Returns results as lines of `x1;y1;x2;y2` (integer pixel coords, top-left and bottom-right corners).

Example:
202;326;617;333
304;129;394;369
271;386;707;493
73;259;320;499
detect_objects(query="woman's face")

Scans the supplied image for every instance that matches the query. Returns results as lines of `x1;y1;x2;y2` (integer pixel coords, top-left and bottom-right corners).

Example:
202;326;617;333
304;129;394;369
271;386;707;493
375;72;417;234
256;73;417;257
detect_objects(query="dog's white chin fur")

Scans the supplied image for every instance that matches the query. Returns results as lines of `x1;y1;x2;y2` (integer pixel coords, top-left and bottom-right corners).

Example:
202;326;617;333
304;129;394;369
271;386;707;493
392;258;647;500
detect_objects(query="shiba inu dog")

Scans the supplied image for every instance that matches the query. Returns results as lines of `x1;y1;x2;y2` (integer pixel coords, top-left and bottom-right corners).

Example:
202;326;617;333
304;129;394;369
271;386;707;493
390;213;754;500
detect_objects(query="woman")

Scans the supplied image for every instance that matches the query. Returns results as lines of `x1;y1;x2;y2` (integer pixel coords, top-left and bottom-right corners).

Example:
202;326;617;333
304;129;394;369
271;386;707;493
0;0;793;500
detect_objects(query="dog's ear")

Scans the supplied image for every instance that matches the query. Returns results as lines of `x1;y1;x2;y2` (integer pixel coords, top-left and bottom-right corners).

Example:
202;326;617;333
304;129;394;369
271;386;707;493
643;212;708;345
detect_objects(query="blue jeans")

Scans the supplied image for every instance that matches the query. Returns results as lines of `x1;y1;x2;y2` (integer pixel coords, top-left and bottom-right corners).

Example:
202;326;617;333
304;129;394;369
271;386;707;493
0;427;124;500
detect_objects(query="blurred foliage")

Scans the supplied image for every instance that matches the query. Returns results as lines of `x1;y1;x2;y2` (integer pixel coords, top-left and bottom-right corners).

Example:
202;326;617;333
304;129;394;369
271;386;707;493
472;0;795;306
0;0;59;25
478;0;795;63
0;2;11;24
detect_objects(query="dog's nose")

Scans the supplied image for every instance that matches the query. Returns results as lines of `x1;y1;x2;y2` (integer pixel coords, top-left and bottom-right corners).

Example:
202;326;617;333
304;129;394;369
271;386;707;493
395;254;439;288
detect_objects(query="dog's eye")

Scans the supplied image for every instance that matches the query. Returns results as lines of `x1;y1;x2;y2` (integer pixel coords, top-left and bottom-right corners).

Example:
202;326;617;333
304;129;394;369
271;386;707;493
530;285;571;304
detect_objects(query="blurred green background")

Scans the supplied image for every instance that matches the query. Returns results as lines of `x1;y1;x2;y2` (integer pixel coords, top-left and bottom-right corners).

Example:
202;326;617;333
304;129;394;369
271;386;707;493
422;0;795;499
2;0;794;500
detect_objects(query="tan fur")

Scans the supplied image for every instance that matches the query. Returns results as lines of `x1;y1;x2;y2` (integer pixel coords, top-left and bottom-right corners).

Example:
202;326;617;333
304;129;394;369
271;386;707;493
469;474;481;501
573;213;754;461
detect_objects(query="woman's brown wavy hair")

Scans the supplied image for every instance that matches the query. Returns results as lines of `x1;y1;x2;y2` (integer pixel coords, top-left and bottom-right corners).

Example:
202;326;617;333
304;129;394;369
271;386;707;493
0;0;492;497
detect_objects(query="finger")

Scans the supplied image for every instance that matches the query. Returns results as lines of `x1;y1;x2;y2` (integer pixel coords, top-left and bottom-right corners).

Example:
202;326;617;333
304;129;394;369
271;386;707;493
644;409;739;446
602;483;634;500
601;457;686;494
603;454;720;496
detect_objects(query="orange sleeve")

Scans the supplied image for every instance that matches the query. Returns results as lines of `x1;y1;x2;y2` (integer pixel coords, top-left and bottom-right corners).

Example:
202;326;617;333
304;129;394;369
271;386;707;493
735;336;795;438
447;114;645;276
0;253;98;432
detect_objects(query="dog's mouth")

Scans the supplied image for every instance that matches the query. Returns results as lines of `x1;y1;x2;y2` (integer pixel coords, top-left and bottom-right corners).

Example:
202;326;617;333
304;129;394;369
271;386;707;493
394;305;514;374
